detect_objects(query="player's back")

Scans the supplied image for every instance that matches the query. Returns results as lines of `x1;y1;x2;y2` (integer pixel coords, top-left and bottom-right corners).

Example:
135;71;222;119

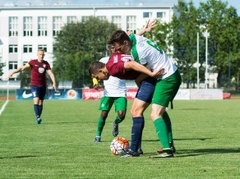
129;34;177;79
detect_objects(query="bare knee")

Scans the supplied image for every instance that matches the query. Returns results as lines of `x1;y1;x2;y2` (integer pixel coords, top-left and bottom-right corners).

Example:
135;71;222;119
117;110;126;119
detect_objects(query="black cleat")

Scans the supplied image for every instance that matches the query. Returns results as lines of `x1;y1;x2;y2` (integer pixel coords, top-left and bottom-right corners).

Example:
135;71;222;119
138;148;144;155
120;149;140;157
157;143;176;154
150;149;174;158
94;137;101;142
112;121;119;137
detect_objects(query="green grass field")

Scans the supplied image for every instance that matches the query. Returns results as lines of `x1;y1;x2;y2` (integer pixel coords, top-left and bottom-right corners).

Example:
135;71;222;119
0;99;240;178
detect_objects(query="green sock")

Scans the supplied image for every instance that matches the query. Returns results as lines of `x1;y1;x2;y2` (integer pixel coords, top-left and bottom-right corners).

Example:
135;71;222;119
95;117;105;137
153;118;170;149
163;112;173;143
115;115;124;124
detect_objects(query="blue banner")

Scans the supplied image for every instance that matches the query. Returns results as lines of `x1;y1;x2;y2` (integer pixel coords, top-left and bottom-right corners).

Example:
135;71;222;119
16;89;82;100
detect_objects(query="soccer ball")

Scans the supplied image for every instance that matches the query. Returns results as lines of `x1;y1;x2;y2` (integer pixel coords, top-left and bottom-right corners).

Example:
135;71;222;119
110;137;129;155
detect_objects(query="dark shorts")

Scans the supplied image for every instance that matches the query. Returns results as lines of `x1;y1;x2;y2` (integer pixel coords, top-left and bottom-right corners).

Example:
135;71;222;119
135;77;157;103
31;85;47;100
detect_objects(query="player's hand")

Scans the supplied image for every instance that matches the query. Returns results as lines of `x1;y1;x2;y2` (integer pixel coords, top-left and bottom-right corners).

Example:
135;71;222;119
52;83;57;91
152;68;165;78
144;19;158;33
93;84;101;90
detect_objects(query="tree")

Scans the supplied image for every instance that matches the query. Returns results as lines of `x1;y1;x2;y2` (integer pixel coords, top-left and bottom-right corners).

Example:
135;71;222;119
53;16;117;88
154;0;240;89
168;0;202;88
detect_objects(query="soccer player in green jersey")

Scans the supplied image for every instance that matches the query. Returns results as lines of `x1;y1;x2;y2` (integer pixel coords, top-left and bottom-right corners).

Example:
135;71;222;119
108;30;181;158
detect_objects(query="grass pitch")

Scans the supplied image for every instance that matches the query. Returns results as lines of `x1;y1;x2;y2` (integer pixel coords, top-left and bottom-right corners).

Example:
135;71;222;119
0;99;240;178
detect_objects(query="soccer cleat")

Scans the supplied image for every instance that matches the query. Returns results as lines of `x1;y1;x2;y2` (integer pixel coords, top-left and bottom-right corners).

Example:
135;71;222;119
120;149;140;157
94;136;101;142
157;143;176;154
112;121;119;137
36;118;42;124
138;148;144;155
150;149;174;158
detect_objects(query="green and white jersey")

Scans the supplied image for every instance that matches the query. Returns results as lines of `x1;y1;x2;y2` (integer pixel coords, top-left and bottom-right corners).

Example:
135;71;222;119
129;34;177;79
100;57;127;97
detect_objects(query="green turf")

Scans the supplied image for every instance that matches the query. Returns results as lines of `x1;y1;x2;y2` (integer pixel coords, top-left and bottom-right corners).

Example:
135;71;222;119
0;100;240;178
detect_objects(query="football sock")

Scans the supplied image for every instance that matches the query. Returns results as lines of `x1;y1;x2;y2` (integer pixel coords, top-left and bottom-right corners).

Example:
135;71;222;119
153;118;170;149
34;104;40;118
96;117;105;137
115;115;124;124
137;117;145;149
39;105;43;117
130;117;144;152
163;112;173;143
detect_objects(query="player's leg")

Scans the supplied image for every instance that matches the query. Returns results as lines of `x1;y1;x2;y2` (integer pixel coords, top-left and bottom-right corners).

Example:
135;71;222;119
37;86;46;119
94;96;113;142
31;86;41;124
150;70;181;158
112;97;127;137
122;77;156;157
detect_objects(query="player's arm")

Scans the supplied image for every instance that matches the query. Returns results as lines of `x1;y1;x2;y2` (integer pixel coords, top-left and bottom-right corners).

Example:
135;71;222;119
7;63;30;79
124;60;164;79
47;70;57;90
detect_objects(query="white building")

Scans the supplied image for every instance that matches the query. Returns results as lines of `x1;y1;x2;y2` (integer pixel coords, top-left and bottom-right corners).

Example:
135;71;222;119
0;0;177;80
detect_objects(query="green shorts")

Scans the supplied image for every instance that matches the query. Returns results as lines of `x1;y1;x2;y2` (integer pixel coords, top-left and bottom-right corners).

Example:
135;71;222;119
152;70;182;107
99;96;127;112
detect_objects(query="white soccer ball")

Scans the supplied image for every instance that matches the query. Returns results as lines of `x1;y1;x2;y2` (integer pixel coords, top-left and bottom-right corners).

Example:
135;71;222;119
110;137;129;155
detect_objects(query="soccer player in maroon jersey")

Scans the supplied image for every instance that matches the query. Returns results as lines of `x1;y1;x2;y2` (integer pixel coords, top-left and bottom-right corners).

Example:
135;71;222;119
8;49;56;124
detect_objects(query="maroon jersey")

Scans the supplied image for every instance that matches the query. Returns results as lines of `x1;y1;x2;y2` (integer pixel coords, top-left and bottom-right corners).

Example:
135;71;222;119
106;51;140;80
28;59;51;86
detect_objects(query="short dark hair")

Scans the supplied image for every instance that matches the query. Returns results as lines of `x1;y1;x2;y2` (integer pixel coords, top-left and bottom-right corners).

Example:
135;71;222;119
88;61;105;76
107;30;131;45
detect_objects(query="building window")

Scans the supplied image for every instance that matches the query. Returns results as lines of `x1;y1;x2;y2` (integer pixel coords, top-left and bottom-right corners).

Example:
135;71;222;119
9;17;18;37
38;16;47;36
126;16;136;32
9;45;18;53
67;16;77;23
112;16;121;29
53;16;63;37
82;16;89;22
157;12;165;18
23;16;33;36
23;45;33;53
9;61;18;70
97;16;106;21
23;61;28;65
143;12;150;18
38;44;47;52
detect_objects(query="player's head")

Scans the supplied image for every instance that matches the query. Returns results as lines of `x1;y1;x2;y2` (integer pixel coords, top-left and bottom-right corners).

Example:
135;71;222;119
88;61;110;80
107;30;131;54
37;49;45;61
106;44;115;54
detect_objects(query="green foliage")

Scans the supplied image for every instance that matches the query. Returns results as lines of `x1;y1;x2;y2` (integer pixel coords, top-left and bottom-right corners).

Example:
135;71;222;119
152;0;240;89
53;17;117;88
1;100;240;178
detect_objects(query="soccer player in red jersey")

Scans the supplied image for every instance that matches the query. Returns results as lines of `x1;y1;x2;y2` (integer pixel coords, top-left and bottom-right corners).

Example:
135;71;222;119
8;49;57;124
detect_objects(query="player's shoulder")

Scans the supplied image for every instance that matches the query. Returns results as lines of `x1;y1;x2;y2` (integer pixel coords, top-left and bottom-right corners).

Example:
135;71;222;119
99;56;110;64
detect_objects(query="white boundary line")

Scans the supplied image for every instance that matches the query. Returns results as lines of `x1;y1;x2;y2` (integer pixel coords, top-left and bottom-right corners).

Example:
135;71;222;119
0;81;10;115
0;100;9;115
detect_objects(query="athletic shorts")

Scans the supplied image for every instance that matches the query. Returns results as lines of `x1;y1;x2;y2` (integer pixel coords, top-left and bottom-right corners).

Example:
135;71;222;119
135;77;157;103
152;70;182;107
99;96;127;112
31;85;47;100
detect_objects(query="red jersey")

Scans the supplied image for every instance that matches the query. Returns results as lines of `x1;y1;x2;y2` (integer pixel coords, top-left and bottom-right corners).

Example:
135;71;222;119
28;59;51;86
106;51;140;80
